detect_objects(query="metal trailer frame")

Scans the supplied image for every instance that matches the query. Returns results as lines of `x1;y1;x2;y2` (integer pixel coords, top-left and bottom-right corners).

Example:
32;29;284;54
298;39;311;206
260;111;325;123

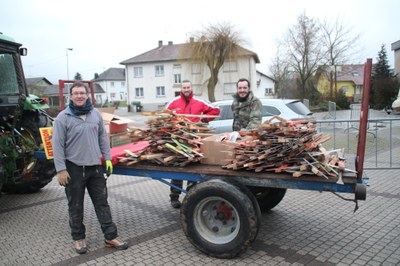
112;164;366;197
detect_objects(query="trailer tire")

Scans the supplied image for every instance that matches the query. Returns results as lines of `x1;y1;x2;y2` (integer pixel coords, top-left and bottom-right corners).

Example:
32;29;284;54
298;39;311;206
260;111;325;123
250;187;287;212
180;180;258;259
201;177;261;243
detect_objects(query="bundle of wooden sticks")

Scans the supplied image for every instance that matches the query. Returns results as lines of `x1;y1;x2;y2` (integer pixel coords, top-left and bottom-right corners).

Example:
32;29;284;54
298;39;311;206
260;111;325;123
119;110;214;166
223;116;350;178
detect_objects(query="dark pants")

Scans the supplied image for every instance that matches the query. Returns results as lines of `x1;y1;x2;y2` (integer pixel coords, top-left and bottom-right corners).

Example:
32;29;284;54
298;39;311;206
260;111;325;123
169;180;195;201
65;161;117;241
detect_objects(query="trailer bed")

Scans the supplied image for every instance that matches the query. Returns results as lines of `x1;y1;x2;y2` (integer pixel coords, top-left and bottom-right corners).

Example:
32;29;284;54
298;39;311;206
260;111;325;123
113;162;360;194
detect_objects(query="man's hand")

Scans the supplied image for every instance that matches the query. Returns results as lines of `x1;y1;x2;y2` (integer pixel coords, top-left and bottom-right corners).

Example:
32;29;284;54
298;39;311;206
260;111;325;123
106;160;113;176
58;170;70;186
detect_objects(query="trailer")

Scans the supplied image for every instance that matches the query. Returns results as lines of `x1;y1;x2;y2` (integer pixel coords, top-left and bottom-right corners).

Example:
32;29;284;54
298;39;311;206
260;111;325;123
112;162;365;258
104;59;371;258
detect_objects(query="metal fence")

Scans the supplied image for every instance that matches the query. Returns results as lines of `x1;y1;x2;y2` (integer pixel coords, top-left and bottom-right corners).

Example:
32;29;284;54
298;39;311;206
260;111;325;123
315;117;400;170
327;101;336;119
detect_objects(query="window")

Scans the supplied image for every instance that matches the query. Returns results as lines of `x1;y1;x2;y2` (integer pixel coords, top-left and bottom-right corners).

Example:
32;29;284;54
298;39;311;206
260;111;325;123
192;63;201;74
265;88;273;95
219;105;233;120
110;81;114;87
223;61;237;72
110;92;116;99
155;65;164;76
261;106;281;116
121;81;125;87
156;86;165;96
173;64;181;69
174;74;181;84
0;54;19;94
352;72;359;77
135;87;144;97
223;83;236;94
341;86;349;94
134;67;143;78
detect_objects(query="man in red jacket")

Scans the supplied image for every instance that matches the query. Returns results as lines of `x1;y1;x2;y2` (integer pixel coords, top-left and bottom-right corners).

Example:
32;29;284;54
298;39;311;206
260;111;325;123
165;80;220;208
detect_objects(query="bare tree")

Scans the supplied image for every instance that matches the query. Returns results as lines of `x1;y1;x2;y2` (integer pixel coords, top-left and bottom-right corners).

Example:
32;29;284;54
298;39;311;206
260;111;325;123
182;22;244;102
283;12;324;100
269;45;291;98
320;17;361;99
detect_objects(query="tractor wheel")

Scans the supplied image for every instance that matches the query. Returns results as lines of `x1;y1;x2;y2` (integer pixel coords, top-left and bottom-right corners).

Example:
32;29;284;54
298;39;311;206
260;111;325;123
2;112;56;193
180;179;258;259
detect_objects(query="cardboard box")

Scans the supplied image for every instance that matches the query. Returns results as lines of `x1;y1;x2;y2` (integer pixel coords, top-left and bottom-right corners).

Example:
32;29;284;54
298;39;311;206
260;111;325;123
200;133;240;166
101;112;130;134
110;132;131;147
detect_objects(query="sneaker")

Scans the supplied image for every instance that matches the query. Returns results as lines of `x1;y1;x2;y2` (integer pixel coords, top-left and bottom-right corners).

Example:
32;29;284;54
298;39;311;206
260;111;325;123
74;239;87;254
105;237;128;250
170;198;181;209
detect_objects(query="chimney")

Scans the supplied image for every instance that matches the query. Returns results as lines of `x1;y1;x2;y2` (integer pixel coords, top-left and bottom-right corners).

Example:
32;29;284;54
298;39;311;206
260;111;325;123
168;41;173;45
158;40;163;47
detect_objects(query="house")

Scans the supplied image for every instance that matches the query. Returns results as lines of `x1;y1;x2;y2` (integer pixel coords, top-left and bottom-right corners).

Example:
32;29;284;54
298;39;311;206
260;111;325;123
42;83;106;109
255;70;276;99
316;64;365;103
391;40;400;111
392;40;400;76
120;40;261;111
25;77;52;96
93;68;127;103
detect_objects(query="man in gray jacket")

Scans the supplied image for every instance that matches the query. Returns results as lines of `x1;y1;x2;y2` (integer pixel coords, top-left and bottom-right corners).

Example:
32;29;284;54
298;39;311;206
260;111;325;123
52;82;128;254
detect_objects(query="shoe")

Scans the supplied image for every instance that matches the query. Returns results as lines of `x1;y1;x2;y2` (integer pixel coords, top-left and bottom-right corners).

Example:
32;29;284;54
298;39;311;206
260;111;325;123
74;239;87;254
105;237;128;250
170;198;181;209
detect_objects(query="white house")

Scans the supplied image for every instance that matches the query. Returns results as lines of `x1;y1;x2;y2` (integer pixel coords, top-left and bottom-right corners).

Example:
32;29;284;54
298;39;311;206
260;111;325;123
120;40;267;111
93;68;127;104
254;70;276;99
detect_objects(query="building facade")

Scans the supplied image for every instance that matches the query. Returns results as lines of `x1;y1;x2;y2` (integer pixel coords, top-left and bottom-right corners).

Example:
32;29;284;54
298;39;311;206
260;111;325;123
120;40;269;111
93;68;126;105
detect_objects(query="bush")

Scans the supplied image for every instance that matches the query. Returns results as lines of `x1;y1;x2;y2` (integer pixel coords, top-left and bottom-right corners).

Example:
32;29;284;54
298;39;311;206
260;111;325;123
335;89;350;110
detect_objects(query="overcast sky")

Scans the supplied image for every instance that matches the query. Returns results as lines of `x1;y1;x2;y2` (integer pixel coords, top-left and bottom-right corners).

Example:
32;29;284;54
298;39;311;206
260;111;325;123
1;0;399;83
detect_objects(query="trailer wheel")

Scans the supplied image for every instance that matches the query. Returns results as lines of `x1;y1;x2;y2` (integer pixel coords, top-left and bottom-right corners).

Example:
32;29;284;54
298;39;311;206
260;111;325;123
250;187;287;212
180;180;258;259
201;177;261;243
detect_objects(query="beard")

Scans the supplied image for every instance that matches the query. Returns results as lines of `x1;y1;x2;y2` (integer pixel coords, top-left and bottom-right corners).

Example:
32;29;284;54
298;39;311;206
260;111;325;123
238;92;250;102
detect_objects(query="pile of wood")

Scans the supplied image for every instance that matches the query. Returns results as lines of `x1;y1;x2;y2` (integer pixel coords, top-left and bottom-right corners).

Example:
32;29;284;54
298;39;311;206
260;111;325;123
119;110;214;166
223;116;349;178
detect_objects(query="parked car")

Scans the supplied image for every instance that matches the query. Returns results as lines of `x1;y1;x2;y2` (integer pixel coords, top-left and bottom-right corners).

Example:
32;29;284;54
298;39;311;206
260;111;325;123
208;99;314;133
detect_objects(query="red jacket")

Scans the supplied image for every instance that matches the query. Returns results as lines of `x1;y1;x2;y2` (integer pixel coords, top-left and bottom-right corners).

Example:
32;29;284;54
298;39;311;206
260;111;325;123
166;92;220;122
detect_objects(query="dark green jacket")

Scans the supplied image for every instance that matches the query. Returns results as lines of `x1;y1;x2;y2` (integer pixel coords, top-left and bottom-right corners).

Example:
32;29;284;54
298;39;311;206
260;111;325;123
232;92;262;131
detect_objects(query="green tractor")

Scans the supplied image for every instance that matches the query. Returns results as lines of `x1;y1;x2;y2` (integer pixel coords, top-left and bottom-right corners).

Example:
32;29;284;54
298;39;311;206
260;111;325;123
0;32;56;193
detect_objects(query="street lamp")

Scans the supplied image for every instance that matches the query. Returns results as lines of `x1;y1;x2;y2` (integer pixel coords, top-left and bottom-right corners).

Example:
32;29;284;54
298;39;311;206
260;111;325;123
66;48;73;80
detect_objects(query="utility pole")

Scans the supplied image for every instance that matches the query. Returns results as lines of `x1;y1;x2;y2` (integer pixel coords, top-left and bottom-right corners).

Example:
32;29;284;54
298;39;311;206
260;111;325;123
66;48;73;80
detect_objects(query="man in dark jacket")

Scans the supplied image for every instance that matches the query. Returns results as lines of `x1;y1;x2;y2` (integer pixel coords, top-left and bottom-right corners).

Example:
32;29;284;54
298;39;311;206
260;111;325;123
232;78;262;131
165;80;220;208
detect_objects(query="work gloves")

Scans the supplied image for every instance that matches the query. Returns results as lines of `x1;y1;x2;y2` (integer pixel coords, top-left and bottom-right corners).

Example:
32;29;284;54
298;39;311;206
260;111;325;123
58;170;70;186
105;160;113;176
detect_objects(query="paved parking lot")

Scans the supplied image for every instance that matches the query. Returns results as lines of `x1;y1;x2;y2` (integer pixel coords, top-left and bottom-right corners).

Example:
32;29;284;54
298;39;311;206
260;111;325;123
1;164;399;265
1;108;399;265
